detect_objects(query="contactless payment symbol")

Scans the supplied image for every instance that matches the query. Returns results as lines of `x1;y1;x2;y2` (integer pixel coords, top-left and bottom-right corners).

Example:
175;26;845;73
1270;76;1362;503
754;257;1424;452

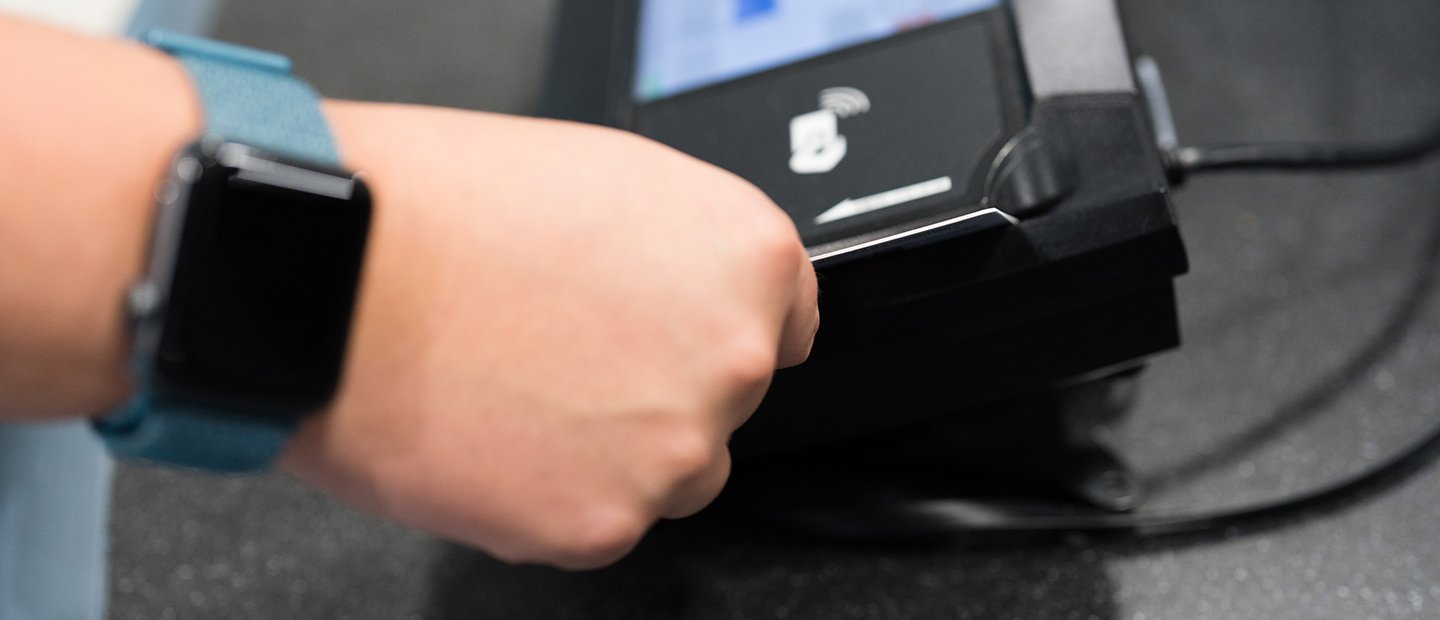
788;87;870;175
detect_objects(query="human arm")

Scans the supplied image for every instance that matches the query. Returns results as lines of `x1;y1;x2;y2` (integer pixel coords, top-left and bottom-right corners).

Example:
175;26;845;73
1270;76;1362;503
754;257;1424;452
0;15;818;569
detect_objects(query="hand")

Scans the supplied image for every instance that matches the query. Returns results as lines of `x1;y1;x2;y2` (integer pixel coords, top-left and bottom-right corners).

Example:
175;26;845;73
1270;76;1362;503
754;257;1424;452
279;102;820;569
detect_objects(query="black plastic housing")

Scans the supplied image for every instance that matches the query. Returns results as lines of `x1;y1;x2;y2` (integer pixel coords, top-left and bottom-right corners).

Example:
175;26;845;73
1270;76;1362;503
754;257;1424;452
542;0;1188;458
739;94;1187;456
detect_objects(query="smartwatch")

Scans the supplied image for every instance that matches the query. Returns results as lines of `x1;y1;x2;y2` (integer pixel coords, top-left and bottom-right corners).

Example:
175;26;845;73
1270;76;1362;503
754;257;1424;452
94;31;372;472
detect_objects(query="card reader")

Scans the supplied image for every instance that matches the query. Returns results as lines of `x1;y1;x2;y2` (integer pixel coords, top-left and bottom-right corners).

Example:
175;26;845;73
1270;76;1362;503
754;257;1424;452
544;0;1189;458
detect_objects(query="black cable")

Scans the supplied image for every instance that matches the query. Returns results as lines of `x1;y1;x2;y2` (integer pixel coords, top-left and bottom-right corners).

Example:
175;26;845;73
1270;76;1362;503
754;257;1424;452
1165;118;1440;183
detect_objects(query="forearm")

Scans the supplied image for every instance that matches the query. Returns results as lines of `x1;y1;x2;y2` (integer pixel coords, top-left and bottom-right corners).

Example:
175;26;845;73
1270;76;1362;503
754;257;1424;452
0;14;819;570
0;15;199;419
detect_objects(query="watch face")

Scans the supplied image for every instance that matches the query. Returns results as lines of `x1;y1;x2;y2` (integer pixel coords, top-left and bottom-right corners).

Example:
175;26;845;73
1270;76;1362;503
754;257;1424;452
149;142;372;415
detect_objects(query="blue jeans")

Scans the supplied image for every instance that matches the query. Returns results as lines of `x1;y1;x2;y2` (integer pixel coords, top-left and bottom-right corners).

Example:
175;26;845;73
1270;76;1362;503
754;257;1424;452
0;422;112;620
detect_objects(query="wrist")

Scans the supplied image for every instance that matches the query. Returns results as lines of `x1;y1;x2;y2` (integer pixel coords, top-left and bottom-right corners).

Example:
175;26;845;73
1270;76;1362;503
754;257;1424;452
0;18;200;419
87;31;374;472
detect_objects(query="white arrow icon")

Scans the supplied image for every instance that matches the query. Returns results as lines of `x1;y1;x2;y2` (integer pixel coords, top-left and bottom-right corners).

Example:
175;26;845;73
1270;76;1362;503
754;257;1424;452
814;176;953;225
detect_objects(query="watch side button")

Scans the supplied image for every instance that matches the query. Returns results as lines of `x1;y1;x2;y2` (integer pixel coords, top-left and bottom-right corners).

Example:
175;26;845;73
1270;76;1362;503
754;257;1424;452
176;157;202;183
125;281;161;324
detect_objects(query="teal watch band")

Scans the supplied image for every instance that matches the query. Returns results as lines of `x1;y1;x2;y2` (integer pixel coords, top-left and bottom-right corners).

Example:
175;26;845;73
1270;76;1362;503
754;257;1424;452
95;32;339;472
96;391;299;473
144;30;339;165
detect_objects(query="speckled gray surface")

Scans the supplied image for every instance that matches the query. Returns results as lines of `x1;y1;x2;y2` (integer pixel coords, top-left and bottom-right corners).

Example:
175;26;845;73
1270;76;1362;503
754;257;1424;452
108;1;1440;618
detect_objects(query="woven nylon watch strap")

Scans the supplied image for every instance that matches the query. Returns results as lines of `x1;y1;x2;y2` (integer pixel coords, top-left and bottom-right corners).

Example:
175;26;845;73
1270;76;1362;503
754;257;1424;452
144;30;339;165
95;32;340;472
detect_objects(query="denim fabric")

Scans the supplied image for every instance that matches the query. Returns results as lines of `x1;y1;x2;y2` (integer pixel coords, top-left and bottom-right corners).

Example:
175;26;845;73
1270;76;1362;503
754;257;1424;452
0;423;113;620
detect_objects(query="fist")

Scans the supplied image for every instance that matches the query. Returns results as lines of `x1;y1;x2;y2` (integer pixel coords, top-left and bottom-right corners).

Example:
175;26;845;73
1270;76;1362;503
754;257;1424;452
279;102;819;569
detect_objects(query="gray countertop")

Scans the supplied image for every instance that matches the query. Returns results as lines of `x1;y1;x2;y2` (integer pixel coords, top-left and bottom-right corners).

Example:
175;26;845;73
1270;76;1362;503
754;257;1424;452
108;1;1440;618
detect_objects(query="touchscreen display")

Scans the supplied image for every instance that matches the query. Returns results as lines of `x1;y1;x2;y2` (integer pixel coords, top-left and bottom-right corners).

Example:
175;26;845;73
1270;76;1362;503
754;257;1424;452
634;0;1001;102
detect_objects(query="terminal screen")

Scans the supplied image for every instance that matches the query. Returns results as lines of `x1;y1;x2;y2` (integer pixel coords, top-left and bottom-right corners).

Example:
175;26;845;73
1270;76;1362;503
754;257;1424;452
634;0;1000;102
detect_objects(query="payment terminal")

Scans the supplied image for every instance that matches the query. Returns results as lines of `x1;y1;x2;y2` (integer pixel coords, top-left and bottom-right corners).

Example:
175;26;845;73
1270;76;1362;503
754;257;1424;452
544;0;1189;460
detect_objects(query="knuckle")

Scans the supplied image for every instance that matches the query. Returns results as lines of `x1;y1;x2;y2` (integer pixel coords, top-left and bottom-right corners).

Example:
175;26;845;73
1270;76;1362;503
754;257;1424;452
555;504;650;570
748;211;805;270
690;449;732;504
654;426;719;482
717;334;778;391
659;447;733;520
719;181;803;268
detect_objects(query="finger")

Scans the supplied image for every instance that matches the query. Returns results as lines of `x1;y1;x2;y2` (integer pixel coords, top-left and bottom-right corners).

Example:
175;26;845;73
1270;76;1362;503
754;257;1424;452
776;251;819;368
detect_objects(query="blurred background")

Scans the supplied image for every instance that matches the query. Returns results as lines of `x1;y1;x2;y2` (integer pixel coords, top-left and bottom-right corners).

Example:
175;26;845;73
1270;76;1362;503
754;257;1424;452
7;0;1440;618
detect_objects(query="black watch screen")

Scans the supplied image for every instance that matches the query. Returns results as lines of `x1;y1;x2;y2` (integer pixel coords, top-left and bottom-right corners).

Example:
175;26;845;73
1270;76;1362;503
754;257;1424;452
138;141;372;415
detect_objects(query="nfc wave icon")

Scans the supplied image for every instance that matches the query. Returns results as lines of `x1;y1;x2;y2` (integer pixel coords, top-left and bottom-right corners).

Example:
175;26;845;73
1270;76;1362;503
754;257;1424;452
818;87;871;119
789;87;871;175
